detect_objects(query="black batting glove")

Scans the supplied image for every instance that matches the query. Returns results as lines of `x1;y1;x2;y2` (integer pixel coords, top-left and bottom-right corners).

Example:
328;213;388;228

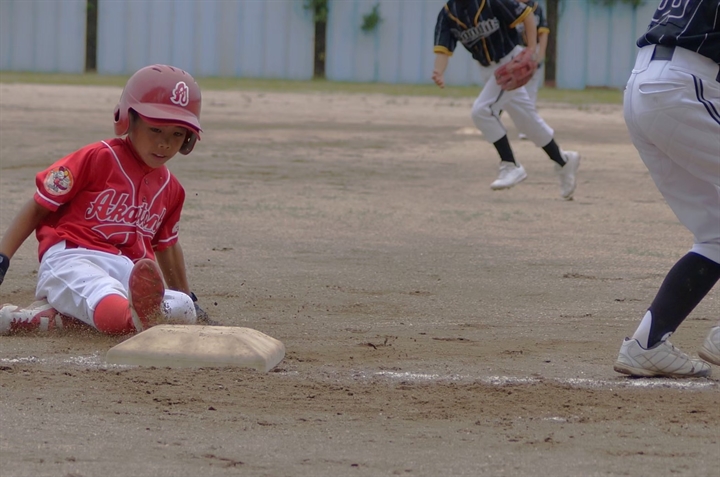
190;291;219;325
0;253;9;286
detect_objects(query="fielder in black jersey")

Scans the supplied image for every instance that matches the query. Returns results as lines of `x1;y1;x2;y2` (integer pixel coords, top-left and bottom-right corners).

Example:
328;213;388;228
432;0;581;199
614;0;720;378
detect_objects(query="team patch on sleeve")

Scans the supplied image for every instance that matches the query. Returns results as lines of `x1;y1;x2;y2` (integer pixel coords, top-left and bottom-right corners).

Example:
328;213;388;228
43;166;73;196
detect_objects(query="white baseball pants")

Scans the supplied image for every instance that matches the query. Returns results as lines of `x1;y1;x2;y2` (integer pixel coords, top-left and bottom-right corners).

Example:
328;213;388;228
524;63;545;105
36;241;197;328
624;45;720;264
471;46;554;146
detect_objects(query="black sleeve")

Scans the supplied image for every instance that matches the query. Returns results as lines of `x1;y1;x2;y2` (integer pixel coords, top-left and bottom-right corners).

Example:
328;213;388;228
433;5;458;55
493;0;532;30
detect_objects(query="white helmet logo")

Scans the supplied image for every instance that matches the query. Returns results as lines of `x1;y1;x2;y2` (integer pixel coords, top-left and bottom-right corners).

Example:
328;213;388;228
170;81;189;107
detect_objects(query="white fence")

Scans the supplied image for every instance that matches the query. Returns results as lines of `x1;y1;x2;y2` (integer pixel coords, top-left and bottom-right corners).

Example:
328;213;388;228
96;0;315;80
556;0;658;89
0;0;662;89
0;0;86;73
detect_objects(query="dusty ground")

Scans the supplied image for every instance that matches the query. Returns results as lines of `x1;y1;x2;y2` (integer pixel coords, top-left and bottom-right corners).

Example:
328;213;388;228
0;83;718;477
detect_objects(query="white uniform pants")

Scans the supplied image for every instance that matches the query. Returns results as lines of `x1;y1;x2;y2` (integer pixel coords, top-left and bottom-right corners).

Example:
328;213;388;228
524;63;545;105
37;241;197;328
623;45;720;264
472;46;554;146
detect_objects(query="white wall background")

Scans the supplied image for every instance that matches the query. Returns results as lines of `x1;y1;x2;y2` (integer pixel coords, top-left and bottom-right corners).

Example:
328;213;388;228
325;0;486;86
0;0;662;89
0;0;86;73
556;0;658;89
96;0;315;80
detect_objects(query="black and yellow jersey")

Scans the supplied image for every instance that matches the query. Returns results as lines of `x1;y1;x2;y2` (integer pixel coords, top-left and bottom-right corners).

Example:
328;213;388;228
638;0;720;64
433;0;532;66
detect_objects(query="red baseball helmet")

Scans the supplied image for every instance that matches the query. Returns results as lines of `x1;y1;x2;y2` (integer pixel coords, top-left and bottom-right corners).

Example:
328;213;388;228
113;64;202;155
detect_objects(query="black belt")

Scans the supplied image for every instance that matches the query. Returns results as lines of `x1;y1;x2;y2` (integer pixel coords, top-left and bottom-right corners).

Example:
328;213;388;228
650;45;675;61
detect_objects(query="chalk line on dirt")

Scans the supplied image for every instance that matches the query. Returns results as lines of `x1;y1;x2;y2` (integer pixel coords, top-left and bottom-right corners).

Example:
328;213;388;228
1;354;716;390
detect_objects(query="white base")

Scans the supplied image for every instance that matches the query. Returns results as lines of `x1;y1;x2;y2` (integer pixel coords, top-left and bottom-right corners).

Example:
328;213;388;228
105;325;285;372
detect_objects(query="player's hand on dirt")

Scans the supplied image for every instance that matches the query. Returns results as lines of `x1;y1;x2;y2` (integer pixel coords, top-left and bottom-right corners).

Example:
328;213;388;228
0;253;9;286
432;70;445;89
190;292;220;326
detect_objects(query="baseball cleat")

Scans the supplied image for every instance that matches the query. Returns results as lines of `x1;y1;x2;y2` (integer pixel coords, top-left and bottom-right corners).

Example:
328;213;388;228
0;299;67;335
128;259;166;332
699;326;720;366
614;338;711;378
556;151;580;200
490;162;527;190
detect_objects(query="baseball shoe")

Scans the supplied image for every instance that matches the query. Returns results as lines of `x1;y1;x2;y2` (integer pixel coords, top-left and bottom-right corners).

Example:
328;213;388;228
490;162;527;190
555;151;580;200
0;300;67;335
614;338;711;378
128;259;166;332
699;326;720;366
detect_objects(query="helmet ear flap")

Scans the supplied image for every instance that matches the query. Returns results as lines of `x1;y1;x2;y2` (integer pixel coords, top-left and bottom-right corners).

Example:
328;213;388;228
113;104;130;136
179;133;198;155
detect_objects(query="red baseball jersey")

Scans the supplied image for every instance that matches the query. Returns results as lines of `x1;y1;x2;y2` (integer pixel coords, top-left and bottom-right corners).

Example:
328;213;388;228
34;137;185;262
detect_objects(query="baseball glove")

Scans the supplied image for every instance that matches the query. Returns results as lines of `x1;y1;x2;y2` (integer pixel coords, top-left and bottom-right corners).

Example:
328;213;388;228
494;50;537;91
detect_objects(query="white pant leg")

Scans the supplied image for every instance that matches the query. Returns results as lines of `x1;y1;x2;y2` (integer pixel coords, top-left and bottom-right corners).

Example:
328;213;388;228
37;242;197;327
163;290;197;324
471;47;553;146
524;63;544;105
624;45;720;264
37;242;134;326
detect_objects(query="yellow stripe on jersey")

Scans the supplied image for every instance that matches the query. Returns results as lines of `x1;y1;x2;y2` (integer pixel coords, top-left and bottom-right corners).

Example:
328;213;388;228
481;39;491;64
538;26;550;35
509;6;532;29
434;45;453;56
474;0;487;25
445;4;468;29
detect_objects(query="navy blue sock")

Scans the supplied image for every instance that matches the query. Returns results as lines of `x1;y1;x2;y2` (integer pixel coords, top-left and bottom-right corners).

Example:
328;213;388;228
542;139;566;167
647;252;720;347
493;135;515;164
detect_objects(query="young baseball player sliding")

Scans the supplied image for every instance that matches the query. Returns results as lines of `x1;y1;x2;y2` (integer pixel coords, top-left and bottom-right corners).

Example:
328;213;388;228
613;0;720;377
432;0;580;199
0;64;212;335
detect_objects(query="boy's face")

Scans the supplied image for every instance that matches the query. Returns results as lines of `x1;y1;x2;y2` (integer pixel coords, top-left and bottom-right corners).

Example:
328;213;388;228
129;115;189;169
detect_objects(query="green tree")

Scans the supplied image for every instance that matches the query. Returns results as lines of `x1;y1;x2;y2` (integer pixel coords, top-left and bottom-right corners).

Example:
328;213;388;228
304;0;328;78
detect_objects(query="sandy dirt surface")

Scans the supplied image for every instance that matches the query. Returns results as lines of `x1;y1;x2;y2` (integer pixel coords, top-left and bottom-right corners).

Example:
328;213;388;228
0;83;718;477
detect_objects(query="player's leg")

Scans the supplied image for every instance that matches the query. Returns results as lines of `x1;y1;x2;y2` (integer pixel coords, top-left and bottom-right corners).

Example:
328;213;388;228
162;290;197;325
0;299;84;335
633;137;720;369
613;138;719;376
615;50;719;376
471;60;527;190
91;263;191;331
503;87;580;200
34;243;165;334
35;242;135;333
518;64;543;140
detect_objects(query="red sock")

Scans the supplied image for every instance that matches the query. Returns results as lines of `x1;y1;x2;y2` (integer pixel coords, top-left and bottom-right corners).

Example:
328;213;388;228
94;295;134;334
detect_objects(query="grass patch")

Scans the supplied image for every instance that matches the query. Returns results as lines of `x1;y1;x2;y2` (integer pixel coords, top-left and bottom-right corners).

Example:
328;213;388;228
0;71;623;105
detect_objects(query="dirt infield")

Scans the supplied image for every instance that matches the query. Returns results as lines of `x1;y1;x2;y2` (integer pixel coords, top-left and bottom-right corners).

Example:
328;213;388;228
0;83;718;477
